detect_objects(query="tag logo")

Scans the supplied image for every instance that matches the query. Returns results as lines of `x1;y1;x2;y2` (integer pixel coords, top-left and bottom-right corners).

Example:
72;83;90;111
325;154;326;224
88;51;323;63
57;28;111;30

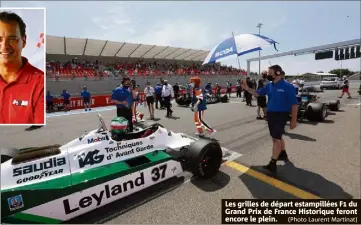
78;149;104;168
12;100;28;106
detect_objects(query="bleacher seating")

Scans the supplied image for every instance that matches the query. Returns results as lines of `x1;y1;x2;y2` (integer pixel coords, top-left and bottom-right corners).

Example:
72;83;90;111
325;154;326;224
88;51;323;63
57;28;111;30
46;58;247;79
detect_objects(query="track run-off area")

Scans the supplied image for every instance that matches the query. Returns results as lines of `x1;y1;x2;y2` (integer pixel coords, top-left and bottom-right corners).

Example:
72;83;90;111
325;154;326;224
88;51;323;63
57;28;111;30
1;82;360;224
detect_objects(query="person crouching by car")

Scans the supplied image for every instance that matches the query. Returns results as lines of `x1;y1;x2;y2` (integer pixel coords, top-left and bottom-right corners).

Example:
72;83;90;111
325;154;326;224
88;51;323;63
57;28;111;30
111;77;134;132
81;86;91;111
256;71;268;120
60;90;71;111
241;64;298;173
144;81;155;119
339;78;352;99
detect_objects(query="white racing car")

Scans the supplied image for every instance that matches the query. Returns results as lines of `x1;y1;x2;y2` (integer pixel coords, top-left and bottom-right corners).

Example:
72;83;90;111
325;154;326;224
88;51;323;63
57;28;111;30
1;114;223;224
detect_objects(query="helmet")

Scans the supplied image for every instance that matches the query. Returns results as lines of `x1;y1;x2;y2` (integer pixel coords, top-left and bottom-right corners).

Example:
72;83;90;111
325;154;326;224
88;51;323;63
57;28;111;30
110;117;128;134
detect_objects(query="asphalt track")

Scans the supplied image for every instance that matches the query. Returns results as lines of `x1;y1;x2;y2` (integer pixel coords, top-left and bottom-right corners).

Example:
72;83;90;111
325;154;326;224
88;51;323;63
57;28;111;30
0;82;360;224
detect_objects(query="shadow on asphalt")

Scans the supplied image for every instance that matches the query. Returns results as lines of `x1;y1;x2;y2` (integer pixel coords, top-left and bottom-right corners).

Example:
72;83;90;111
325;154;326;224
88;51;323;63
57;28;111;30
191;170;230;192
239;161;353;199
300;119;335;126
284;132;316;141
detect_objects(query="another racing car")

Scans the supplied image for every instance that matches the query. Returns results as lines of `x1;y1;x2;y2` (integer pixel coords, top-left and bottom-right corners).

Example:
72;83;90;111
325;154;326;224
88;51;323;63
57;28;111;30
296;88;340;122
1;114;223;224
175;93;229;106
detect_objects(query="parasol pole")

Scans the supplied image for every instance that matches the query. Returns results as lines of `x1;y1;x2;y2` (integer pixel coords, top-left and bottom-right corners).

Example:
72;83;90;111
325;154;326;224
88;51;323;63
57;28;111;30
232;32;244;79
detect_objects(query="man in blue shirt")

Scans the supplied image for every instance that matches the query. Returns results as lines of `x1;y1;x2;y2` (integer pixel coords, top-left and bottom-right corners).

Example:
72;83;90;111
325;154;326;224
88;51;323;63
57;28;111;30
81;86;91;111
111;77;134;132
60;90;71;111
242;65;298;173
46;91;54;112
154;83;163;109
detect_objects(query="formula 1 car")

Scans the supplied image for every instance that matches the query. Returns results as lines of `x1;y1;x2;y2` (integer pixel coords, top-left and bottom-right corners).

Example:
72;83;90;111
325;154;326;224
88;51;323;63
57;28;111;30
175;93;229;106
296;88;340;122
1;114;223;224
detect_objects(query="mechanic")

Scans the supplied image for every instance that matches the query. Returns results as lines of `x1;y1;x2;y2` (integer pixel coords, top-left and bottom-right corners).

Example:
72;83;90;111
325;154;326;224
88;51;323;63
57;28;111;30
0;11;45;124
256;71;268;120
226;80;232;98
162;79;174;117
154;83;163;109
81;86;91;111
339;77;351;99
191;77;216;136
242;65;298;173
46;91;54;112
144;81;155;119
245;77;253;106
111;77;134;132
132;85;140;123
60;90;71;111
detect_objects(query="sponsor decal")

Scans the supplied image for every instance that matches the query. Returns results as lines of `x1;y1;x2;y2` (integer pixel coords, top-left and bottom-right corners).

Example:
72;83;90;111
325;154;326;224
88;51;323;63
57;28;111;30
63;164;167;215
105;141;154;158
16;169;64;184
78;149;104;168
206;97;218;104
87;136;107;144
215;47;233;58
13;157;66;177
12;99;29;106
8;195;24;211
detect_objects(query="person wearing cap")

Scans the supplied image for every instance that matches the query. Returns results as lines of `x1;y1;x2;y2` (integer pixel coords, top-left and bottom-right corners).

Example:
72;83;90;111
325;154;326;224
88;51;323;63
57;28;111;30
0;11;44;124
111;77;134;132
242;65;298;173
144;81;155;119
161;79;174;117
256;71;268;120
81;86;91;111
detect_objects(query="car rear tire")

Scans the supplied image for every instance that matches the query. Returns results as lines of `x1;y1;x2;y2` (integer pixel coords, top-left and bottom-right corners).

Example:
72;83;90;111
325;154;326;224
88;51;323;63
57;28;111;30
306;103;327;121
1;148;19;163
185;139;223;179
328;100;340;111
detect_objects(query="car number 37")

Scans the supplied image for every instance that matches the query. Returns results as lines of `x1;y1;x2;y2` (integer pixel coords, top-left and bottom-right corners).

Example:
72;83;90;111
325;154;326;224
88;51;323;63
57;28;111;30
151;164;167;182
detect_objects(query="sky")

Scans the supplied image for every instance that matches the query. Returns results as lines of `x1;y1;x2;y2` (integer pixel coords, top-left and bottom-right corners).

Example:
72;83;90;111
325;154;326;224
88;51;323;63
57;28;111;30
0;8;45;71
1;1;360;75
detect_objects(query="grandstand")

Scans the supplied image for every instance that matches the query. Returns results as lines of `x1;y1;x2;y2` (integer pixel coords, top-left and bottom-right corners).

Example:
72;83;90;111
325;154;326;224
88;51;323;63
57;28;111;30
46;35;247;95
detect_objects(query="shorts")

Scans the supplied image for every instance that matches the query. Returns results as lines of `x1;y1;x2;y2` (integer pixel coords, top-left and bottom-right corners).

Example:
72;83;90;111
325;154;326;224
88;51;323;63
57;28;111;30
342;87;349;93
267;112;289;140
64;99;70;105
83;98;90;104
146;96;154;104
257;96;267;108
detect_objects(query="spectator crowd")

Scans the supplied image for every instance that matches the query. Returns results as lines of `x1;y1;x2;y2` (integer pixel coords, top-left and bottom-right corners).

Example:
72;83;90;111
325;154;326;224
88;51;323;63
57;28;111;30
46;58;248;80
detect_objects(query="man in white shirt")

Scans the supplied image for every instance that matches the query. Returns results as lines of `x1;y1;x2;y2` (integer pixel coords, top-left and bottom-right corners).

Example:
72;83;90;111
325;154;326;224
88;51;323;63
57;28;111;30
144;81;155;119
162;80;174;117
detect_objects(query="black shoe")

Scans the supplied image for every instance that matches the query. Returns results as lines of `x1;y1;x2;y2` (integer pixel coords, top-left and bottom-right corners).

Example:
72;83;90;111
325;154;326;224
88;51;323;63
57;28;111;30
278;150;289;162
256;116;263;120
263;159;277;173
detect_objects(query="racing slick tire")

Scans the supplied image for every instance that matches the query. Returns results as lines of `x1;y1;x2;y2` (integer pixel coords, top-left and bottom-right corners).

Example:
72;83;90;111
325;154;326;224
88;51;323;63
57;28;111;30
305;103;328;122
328;100;340;111
185;139;223;179
219;94;229;103
1;148;18;163
176;96;191;106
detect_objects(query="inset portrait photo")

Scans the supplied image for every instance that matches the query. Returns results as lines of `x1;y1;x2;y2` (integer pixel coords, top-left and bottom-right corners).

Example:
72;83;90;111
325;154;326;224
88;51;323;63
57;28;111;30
0;8;46;125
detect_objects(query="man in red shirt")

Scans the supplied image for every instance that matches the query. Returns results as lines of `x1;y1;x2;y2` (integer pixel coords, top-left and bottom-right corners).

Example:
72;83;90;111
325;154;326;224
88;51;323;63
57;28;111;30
0;11;44;124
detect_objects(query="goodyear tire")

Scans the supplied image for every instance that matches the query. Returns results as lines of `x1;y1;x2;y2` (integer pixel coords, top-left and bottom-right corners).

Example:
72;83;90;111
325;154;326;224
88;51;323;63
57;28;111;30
1;148;18;163
306;103;327;122
328;100;340;111
220;94;229;103
185;139;223;179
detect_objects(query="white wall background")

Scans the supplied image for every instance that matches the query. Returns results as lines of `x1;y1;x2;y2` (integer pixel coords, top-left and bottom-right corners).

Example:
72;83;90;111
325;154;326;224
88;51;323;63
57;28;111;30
0;8;45;72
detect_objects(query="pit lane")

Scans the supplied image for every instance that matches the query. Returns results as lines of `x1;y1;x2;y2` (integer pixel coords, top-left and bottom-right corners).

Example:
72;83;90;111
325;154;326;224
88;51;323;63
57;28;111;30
0;82;359;224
